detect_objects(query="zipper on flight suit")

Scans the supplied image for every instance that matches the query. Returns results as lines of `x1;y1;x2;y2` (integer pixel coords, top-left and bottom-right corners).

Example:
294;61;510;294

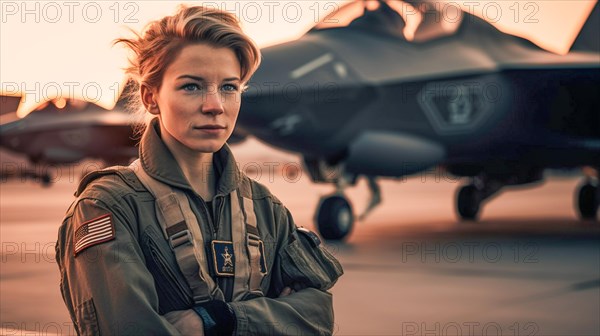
192;191;234;302
214;195;226;232
191;191;217;238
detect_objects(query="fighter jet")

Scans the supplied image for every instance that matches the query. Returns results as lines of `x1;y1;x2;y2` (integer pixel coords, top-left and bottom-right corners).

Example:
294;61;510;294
0;82;140;185
237;0;600;239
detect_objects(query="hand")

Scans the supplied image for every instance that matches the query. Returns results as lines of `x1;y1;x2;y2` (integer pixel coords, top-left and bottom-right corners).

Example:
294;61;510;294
278;286;295;298
164;309;204;336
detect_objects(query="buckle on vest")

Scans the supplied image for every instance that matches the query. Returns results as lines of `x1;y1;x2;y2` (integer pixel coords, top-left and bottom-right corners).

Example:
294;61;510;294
169;229;193;249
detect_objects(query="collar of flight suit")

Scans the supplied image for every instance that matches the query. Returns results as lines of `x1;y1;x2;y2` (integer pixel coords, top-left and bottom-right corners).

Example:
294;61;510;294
139;117;243;198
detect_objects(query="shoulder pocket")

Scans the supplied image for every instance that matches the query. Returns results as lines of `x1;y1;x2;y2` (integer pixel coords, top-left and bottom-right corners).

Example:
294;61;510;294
279;230;343;291
75;298;100;336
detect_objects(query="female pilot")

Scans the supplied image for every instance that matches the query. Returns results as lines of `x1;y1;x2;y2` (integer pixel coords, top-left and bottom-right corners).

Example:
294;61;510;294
56;6;342;335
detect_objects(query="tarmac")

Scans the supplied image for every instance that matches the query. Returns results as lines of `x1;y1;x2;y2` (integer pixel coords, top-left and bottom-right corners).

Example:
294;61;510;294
1;153;599;335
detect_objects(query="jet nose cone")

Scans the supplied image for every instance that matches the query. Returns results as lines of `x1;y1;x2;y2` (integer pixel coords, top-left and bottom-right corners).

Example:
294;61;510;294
236;37;365;153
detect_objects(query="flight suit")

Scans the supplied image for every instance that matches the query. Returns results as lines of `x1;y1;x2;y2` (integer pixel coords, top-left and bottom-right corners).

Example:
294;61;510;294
55;119;343;335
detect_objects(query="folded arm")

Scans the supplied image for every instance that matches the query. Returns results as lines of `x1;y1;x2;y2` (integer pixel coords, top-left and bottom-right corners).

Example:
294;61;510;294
56;198;203;335
225;205;344;335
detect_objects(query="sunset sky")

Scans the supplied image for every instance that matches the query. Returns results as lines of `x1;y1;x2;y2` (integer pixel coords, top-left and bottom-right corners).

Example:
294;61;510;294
0;0;596;116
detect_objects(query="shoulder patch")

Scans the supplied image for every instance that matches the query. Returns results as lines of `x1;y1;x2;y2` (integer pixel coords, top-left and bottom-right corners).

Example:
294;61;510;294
74;214;115;256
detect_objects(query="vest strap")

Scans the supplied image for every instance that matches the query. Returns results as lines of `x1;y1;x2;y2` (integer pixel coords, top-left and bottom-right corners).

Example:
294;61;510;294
230;190;250;301
242;196;266;296
129;160;221;303
230;190;267;300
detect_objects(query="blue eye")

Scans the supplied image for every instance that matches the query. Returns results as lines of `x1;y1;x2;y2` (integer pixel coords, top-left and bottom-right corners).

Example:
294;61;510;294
181;83;200;91
222;84;238;92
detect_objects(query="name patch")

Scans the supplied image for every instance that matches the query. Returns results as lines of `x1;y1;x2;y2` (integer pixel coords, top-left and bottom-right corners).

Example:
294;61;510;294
211;240;235;276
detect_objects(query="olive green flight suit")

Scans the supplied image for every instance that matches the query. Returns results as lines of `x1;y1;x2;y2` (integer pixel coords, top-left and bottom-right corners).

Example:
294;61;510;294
55;119;343;335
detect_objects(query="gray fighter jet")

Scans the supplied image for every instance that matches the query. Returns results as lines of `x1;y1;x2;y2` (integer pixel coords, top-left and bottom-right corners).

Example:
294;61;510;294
0;83;139;185
237;0;600;239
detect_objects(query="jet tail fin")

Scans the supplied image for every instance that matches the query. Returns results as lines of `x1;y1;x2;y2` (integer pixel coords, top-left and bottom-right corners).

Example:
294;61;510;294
571;1;599;52
0;95;21;116
114;78;139;108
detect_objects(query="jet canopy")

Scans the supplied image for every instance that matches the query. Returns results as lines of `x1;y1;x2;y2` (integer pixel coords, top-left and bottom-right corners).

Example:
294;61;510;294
312;0;463;42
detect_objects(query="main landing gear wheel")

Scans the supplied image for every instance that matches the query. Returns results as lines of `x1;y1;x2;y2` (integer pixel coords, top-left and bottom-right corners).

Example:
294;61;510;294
576;182;598;220
456;185;481;220
317;195;354;240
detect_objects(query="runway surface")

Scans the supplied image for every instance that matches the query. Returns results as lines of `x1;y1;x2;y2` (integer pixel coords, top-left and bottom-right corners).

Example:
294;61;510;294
1;156;599;335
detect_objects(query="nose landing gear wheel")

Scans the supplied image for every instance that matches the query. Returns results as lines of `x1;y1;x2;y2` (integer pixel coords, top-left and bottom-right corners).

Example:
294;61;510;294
41;173;52;187
316;195;354;240
576;182;598;220
456;185;481;220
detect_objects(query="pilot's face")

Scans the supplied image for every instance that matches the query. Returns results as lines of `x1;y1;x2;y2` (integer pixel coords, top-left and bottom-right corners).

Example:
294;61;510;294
146;43;242;154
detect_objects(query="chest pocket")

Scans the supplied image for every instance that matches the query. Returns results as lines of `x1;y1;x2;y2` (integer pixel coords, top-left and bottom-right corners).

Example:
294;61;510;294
142;225;192;313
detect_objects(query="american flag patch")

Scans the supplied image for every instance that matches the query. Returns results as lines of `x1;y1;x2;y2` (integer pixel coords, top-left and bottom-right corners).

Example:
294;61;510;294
73;214;115;256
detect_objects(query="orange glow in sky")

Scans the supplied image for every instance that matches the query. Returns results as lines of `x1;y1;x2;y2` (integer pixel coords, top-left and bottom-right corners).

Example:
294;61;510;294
0;1;596;117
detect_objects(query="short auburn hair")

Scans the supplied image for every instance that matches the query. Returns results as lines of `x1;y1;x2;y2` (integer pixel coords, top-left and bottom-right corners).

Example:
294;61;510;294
116;5;260;88
115;6;261;133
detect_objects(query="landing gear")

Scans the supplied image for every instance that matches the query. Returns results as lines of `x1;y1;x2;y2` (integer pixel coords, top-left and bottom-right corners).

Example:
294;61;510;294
359;176;381;220
314;171;382;240
40;173;52;187
455;176;504;221
576;180;598;220
5;169;54;187
317;195;354;240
